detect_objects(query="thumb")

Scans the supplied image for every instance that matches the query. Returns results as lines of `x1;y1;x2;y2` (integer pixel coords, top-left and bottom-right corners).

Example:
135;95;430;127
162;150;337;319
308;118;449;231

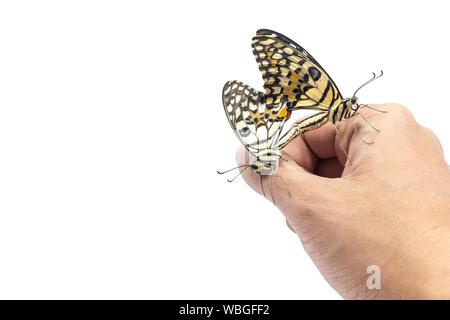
236;147;344;218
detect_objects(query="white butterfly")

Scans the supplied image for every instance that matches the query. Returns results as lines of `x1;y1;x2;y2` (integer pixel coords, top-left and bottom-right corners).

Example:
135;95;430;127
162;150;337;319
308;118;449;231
219;80;291;179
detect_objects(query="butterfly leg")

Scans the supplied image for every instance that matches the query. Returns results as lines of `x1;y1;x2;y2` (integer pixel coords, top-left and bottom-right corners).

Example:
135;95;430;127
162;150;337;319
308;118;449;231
352;121;374;145
360;104;388;114
354;112;380;132
277;111;329;150
333;123;352;166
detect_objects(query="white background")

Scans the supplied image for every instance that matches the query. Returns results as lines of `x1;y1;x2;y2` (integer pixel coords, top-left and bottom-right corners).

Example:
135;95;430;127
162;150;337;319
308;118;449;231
0;0;449;299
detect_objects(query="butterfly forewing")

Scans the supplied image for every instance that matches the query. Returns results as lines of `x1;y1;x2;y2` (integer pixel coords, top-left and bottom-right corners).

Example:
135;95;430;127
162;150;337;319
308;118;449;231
252;29;343;112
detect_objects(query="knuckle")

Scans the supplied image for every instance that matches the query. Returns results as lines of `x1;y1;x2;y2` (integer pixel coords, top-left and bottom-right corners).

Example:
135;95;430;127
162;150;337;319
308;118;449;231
391;103;411;115
420;125;433;135
421;126;443;149
387;103;418;126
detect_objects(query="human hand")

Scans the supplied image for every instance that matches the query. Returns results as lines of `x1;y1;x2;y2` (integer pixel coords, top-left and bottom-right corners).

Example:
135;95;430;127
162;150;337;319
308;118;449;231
238;104;450;299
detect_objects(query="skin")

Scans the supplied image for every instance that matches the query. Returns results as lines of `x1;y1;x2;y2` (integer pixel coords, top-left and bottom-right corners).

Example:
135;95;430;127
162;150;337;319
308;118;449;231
237;103;450;299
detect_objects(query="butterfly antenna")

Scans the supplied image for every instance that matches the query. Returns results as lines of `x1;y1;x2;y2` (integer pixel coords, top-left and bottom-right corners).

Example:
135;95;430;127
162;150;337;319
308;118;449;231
217;165;250;175
353;70;383;98
227;166;250;183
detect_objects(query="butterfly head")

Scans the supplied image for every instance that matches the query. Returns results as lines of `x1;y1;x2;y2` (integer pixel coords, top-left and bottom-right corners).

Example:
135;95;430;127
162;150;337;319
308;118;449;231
338;96;360;120
345;71;384;118
349;96;360;117
251;149;281;175
251;160;278;175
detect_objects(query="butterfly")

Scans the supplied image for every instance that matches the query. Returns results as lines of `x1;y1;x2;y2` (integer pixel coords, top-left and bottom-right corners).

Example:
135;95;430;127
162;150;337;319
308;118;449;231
220;29;384;180
219;80;291;180
251;29;384;149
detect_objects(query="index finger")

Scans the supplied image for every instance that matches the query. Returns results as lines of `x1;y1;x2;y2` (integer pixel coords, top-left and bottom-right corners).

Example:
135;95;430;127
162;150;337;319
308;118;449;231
283;119;338;168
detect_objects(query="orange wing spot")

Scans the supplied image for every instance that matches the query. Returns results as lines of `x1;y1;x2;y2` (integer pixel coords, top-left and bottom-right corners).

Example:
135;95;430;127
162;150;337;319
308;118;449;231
277;107;287;118
285;110;292;121
290;72;300;83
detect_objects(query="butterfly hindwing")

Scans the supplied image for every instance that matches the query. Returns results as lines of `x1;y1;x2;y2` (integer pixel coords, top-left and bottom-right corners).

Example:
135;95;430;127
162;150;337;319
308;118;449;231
222;80;290;156
252;29;343;112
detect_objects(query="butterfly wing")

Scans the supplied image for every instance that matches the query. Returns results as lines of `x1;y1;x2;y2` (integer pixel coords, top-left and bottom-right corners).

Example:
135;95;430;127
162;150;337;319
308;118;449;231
252;29;343;112
222;80;289;155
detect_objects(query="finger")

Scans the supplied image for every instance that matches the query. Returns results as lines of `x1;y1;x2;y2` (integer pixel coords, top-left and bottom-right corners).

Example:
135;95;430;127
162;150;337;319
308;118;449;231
421;126;444;154
287;104;391;168
282;126;344;177
334;104;389;169
285;117;349;168
237;147;342;215
303;122;338;159
282;117;341;176
282;134;317;173
282;119;338;165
